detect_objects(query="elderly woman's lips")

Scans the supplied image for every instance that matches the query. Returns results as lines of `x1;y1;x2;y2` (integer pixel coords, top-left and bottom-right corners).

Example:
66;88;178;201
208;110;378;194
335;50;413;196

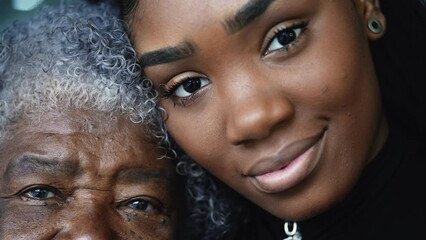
247;129;326;193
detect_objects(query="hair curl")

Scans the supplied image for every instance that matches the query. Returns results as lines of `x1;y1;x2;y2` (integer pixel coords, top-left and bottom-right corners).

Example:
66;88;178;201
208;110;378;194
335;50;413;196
1;1;242;239
88;0;426;238
0;0;172;154
116;0;251;238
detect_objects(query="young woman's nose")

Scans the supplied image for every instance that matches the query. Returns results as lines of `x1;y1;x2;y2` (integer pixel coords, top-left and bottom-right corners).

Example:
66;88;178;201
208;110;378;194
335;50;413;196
225;91;295;145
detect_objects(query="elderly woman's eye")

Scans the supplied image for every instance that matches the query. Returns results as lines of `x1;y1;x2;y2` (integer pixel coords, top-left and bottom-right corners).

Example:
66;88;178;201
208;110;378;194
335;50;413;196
126;197;162;212
21;186;59;200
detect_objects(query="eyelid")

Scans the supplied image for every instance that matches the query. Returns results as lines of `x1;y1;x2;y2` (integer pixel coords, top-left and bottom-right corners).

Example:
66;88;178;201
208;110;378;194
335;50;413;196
17;184;64;201
117;195;165;212
261;20;309;55
160;72;208;98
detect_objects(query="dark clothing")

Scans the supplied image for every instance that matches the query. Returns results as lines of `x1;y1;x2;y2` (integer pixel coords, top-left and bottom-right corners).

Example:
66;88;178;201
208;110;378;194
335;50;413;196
238;123;426;239
228;0;426;239
231;1;426;239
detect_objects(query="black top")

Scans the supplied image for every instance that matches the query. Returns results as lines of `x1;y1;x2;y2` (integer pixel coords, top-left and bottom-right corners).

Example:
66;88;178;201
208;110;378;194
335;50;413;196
238;123;426;240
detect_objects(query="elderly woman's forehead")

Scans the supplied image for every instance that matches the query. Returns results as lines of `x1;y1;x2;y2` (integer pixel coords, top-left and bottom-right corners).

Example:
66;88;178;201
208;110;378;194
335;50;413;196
0;109;162;172
13;109;131;134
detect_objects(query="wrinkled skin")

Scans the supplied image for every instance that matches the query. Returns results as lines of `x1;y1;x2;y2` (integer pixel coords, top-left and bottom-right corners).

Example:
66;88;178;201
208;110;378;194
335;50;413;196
0;110;181;239
131;0;388;221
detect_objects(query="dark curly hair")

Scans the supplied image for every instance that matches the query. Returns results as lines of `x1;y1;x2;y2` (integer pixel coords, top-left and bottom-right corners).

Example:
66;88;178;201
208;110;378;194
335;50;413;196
110;0;426;238
116;0;252;239
0;0;252;239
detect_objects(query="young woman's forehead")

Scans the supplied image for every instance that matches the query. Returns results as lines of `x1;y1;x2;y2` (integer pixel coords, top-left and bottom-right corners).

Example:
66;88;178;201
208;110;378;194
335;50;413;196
137;0;302;24
132;0;353;47
132;0;319;57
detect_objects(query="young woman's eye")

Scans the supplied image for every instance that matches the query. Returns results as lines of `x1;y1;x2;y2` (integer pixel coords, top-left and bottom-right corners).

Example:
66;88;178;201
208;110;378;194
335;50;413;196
21;186;59;200
163;77;209;98
265;22;308;55
126;197;162;212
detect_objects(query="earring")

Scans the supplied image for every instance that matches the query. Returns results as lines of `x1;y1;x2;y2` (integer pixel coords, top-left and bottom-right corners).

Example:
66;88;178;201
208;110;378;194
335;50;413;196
367;18;383;34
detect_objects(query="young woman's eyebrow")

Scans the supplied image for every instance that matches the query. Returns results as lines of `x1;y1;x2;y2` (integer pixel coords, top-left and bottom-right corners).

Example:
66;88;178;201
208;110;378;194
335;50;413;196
139;0;277;67
139;41;196;67
4;155;80;178
223;0;277;34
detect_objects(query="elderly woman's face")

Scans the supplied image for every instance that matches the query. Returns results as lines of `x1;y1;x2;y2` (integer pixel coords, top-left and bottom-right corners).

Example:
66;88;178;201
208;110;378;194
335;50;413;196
131;0;387;220
0;110;180;239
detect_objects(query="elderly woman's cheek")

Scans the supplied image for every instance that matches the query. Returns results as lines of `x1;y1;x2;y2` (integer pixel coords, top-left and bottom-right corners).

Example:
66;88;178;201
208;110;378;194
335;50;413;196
123;212;176;239
0;201;55;237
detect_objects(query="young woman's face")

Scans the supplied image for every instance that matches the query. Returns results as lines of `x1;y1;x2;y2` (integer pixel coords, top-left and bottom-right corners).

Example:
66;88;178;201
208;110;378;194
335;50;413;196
0;110;181;239
131;0;388;220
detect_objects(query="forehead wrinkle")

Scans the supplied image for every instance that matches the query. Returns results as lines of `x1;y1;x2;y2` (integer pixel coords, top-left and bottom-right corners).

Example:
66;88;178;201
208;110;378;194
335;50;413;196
117;168;171;183
223;0;277;34
139;41;196;67
4;155;80;178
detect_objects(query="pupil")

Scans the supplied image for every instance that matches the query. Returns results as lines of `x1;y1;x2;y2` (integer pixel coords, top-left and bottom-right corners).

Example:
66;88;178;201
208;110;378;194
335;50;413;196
183;79;201;93
278;29;296;46
132;200;148;210
32;189;48;199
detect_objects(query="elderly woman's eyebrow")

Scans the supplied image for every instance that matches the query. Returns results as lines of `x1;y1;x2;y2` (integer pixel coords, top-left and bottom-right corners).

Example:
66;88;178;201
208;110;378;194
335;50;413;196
4;155;80;178
117;168;171;183
223;0;277;34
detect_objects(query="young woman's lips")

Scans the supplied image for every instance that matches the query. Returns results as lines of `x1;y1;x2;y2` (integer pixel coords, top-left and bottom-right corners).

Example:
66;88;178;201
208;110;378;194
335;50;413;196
247;129;326;193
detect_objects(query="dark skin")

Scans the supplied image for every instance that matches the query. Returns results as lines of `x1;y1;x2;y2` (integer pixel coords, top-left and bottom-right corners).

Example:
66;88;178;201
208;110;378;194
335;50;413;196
130;0;388;221
0;109;180;239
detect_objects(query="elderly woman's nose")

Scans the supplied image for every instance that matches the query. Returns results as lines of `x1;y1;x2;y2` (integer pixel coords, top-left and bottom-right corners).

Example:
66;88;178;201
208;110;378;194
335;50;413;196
54;193;117;240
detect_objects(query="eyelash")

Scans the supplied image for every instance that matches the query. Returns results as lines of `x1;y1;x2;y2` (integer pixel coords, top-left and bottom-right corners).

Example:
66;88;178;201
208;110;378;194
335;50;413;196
160;20;309;106
161;76;209;107
161;76;191;99
118;196;166;215
13;185;167;216
263;20;309;55
17;185;64;203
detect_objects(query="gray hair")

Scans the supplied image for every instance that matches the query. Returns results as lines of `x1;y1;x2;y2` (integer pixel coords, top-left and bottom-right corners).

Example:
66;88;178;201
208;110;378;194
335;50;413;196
0;0;169;154
0;0;251;238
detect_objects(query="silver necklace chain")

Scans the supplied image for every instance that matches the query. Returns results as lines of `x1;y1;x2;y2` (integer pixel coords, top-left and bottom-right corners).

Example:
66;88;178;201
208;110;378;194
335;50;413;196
283;222;302;240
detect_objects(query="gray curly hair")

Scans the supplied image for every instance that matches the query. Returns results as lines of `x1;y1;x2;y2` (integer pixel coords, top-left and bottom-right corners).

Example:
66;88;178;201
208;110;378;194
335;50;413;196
1;0;248;238
0;0;170;155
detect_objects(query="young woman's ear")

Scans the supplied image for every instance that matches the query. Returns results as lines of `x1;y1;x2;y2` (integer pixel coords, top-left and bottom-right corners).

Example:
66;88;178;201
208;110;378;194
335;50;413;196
357;0;386;40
